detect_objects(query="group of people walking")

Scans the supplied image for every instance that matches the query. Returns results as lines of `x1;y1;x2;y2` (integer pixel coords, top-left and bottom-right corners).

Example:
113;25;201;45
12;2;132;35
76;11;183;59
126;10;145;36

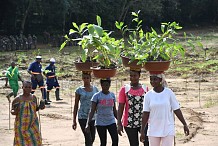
72;68;189;146
5;56;189;146
6;56;63;105
5;56;63;145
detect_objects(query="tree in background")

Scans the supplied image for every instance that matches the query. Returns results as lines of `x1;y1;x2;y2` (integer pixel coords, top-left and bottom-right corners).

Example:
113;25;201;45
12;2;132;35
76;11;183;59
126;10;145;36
1;0;218;36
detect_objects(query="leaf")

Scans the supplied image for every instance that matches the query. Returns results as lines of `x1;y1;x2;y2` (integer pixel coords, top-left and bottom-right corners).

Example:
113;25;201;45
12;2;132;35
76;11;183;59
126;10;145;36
59;41;67;51
64;34;69;39
69;29;76;35
88;25;95;35
81;49;88;62
161;25;165;33
72;22;79;31
93;24;103;37
131;12;138;17
79;23;88;33
96;15;101;26
115;21;124;30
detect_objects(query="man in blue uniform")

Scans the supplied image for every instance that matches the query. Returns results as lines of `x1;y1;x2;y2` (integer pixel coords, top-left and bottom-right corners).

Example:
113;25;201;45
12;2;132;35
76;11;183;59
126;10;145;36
44;58;63;102
27;56;50;105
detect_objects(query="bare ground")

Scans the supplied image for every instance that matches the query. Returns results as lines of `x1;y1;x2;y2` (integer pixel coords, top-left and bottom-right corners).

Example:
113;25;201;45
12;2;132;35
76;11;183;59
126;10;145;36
0;73;218;146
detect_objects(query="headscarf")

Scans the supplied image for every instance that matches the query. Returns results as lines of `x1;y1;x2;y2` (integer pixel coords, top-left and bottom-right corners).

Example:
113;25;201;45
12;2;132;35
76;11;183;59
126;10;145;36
150;73;168;87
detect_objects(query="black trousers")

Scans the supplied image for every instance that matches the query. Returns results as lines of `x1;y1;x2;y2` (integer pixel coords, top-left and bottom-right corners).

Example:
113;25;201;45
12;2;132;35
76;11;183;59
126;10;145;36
96;123;118;146
79;119;96;146
124;124;149;146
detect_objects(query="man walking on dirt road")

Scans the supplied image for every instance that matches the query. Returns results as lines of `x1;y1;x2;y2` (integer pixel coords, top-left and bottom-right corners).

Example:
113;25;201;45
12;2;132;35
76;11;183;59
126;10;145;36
44;58;63;102
27;56;50;105
5;61;23;102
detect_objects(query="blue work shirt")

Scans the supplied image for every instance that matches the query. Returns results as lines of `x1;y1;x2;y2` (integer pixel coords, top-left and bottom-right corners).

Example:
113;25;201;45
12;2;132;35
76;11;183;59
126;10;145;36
45;64;56;76
28;61;42;73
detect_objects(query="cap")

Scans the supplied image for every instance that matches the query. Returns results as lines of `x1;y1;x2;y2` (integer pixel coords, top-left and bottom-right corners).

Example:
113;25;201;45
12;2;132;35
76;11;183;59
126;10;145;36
50;58;55;62
36;56;42;59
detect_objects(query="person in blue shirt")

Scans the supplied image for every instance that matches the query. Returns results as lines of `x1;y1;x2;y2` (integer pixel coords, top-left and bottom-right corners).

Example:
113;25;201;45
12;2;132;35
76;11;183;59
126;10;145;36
27;56;49;105
85;78;118;146
44;58;63;102
72;71;99;146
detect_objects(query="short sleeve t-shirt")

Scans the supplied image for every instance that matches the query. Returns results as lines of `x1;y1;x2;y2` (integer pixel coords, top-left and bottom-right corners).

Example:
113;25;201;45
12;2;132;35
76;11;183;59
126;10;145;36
143;87;180;137
118;84;148;128
75;86;98;119
91;91;116;126
28;61;42;73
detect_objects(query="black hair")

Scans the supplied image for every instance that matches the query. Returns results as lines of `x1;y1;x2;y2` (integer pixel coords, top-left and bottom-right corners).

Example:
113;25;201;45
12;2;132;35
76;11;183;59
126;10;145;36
22;80;32;85
130;69;141;76
100;78;111;85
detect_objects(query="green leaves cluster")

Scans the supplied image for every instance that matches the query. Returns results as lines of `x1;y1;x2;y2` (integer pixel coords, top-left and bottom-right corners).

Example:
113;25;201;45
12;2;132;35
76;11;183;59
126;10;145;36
60;16;123;68
116;11;202;65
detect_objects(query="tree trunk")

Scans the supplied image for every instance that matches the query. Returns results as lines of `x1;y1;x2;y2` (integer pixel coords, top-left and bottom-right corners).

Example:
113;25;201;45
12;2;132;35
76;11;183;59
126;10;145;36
21;0;32;31
118;0;140;22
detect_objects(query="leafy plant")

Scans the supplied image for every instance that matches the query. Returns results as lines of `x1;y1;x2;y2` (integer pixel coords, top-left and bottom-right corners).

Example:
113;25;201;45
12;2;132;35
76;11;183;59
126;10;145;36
60;16;123;69
116;10;202;65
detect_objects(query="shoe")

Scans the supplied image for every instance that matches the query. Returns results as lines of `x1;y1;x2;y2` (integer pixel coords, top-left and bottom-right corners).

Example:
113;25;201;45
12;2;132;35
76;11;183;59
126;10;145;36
45;100;50;105
56;98;63;101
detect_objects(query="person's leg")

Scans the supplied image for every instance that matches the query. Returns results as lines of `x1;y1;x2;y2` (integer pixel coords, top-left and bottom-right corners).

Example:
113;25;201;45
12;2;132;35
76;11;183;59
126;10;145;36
124;127;140;146
46;83;53;102
78;119;94;146
13;82;19;97
144;124;149;146
31;79;37;94
96;125;107;146
148;136;161;146
161;135;174;146
89;120;96;144
54;81;62;100
39;80;50;105
107;123;118;146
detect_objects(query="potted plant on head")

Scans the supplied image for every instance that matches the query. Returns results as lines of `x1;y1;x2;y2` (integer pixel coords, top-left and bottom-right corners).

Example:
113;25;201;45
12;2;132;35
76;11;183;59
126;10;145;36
116;10;202;74
61;15;123;78
60;22;99;72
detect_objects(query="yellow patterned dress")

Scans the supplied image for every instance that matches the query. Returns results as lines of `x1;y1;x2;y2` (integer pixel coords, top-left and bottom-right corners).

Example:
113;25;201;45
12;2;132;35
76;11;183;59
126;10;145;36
14;96;42;146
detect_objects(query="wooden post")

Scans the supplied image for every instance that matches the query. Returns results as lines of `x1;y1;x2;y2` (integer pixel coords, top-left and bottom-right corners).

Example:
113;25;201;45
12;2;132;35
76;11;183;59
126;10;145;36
198;74;201;108
9;101;11;130
37;97;42;138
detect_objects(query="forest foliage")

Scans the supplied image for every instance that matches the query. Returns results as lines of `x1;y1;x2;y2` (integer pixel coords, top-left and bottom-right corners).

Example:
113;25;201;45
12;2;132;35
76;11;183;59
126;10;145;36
1;0;218;35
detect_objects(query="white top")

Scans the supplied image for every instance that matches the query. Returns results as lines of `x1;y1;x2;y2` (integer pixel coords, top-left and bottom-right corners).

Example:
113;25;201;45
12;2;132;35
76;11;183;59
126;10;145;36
143;87;180;137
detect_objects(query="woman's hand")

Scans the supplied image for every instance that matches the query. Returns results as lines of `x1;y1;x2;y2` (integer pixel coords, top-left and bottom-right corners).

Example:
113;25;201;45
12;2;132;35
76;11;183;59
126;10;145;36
72;120;77;130
184;125;189;136
85;124;90;133
140;131;145;143
11;102;20;115
117;124;124;136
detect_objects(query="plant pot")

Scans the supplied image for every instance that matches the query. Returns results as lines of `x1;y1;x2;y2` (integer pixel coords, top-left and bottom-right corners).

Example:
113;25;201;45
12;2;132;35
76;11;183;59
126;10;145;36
92;67;116;78
143;61;170;73
121;55;143;69
74;62;99;71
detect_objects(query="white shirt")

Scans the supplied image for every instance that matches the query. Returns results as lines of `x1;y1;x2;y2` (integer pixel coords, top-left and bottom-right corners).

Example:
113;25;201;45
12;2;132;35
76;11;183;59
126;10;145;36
143;87;180;137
